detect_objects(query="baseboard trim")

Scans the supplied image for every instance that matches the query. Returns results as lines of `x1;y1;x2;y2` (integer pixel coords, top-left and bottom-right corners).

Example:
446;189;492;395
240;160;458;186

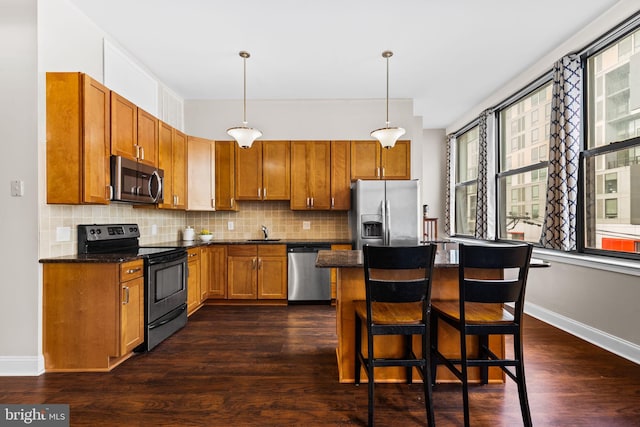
0;355;45;376
525;302;640;365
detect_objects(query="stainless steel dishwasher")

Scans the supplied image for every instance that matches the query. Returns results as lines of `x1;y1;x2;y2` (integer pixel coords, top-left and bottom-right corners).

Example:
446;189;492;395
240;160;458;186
287;243;332;302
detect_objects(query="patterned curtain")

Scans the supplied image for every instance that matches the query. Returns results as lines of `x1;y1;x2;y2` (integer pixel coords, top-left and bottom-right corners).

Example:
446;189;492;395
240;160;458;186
540;55;581;250
475;109;495;240
444;134;455;236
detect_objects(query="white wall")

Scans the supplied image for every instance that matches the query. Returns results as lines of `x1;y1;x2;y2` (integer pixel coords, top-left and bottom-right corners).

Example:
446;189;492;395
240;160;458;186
446;0;640;363
0;0;40;374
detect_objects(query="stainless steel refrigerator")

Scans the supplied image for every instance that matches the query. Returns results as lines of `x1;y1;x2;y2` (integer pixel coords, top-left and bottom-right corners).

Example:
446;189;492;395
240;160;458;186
350;179;421;249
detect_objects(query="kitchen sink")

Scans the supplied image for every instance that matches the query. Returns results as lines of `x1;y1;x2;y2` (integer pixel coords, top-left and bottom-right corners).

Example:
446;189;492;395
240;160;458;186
247;239;281;242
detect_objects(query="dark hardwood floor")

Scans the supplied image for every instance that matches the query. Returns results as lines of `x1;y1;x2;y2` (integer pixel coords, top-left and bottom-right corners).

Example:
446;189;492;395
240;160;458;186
2;305;639;426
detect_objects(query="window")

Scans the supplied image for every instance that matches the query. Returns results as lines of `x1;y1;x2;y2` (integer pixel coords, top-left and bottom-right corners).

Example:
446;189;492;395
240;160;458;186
455;126;479;236
498;81;553;243
584;25;640;255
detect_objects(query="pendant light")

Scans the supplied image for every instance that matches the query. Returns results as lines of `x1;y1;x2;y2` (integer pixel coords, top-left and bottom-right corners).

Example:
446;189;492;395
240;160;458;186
370;50;405;149
227;51;262;149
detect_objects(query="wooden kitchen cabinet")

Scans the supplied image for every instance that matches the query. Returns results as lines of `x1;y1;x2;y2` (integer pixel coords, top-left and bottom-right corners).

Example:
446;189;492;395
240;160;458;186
350;140;411;180
187;247;202;315
43;259;144;372
227;245;287;300
187;136;215;211
330;140;351;210
46;72;111;205
215;141;238;211
290;141;331;210
235;141;290;201
158;121;187;210
206;245;228;299
110;93;158;167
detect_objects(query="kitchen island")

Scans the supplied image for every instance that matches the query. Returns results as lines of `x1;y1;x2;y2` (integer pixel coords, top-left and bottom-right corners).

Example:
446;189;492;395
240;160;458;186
316;244;505;384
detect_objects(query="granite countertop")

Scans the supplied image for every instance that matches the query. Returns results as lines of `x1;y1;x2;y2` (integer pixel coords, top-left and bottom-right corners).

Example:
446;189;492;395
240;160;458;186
40;239;353;263
315;246;460;268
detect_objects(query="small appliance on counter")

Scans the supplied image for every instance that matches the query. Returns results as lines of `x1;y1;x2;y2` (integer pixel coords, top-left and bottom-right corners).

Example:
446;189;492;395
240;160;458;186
183;226;195;241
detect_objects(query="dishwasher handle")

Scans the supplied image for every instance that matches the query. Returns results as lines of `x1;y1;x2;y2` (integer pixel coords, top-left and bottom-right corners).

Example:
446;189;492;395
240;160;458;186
287;244;332;253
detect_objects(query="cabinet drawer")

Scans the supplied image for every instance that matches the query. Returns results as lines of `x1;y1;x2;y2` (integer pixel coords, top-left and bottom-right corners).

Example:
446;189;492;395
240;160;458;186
228;245;257;257
187;247;201;260
258;244;286;257
120;260;144;282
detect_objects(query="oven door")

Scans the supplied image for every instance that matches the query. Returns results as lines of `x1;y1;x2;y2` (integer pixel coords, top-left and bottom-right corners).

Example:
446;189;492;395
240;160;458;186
146;251;188;324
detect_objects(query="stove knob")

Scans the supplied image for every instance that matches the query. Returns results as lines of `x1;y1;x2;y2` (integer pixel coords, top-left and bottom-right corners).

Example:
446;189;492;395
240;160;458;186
89;229;95;235
96;229;102;234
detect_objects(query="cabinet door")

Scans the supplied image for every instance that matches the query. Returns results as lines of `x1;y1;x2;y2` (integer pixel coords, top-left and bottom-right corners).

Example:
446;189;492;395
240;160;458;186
157;121;174;209
309;141;331;209
227;245;258;299
381;140;411;179
46;72;111;205
330;140;351;210
110;92;138;161
290;141;312;209
207;246;228;299
187;136;215;211
172;129;188;209
137;108;159;167
187;248;202;315
351;141;381;180
258;257;287;299
120;275;144;355
257;245;287;299
262;141;291;200
215;141;237;211
235;141;263;200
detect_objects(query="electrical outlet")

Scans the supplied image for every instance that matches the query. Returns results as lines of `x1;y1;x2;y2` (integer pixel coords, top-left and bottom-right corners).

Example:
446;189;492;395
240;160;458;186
228;221;234;231
56;226;71;242
151;224;158;235
303;221;311;230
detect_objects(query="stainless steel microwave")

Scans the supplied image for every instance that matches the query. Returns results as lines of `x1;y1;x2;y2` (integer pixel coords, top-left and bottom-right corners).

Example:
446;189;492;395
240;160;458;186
110;155;163;204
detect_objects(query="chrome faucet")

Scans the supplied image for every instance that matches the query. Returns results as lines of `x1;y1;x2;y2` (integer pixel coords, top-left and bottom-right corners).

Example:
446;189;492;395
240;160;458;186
261;225;269;240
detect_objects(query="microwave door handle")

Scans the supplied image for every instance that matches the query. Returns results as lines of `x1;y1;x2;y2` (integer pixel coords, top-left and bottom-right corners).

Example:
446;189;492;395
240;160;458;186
150;170;162;203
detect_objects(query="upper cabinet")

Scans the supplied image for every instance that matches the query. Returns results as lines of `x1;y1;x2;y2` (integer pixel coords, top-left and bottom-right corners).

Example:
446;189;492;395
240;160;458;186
215;141;238;211
158;121;187;210
235;141;291;201
46;72;111;205
187;136;215;211
290;141;331;210
351;140;410;180
111;92;158;167
290;141;351;211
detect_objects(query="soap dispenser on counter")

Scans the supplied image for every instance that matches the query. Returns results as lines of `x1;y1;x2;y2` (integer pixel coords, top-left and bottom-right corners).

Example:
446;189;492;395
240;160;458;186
183;226;195;241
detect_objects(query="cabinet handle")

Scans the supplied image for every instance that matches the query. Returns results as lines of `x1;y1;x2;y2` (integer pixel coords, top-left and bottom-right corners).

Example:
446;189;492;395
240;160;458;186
252;258;257;270
212;198;215;209
107;185;113;200
311;197;314;208
140;147;145;160
381;167;385;178
189;253;197;257
258;188;261;198
263;188;266;199
331;197;335;208
376;167;380;177
306;197;310;208
134;145;140;159
122;286;130;304
126;268;141;274
258;259;262;270
231;198;235;208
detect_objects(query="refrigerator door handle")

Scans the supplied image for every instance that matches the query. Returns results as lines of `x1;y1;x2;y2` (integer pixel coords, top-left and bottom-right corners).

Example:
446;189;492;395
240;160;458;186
385;199;391;245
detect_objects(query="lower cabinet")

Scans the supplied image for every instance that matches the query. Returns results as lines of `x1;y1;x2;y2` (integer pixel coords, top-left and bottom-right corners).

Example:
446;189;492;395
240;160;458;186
42;259;144;372
187;247;203;315
227;244;287;300
206;245;228;299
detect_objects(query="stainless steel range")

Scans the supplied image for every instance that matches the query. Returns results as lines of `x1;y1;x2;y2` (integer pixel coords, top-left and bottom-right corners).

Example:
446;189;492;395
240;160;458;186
78;224;188;351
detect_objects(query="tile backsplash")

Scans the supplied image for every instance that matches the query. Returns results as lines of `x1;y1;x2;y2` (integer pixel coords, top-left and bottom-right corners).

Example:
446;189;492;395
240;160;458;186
39;201;350;258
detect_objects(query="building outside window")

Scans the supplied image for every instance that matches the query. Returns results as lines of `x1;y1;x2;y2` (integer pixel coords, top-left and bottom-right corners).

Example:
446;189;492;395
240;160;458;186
584;26;640;254
497;82;553;243
455;126;479;236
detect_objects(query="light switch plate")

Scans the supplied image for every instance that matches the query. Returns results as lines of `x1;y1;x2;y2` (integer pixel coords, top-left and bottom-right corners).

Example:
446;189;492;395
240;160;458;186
10;180;24;197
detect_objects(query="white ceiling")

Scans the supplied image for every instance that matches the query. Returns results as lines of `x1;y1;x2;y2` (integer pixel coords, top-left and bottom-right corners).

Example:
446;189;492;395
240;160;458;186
68;0;619;128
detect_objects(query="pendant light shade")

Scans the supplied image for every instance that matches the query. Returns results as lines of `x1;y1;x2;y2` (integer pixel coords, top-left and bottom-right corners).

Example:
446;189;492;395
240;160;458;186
227;51;262;149
370;51;405;149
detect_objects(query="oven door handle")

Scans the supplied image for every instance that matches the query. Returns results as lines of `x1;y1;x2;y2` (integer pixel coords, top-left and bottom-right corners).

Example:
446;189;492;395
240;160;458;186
148;304;187;330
